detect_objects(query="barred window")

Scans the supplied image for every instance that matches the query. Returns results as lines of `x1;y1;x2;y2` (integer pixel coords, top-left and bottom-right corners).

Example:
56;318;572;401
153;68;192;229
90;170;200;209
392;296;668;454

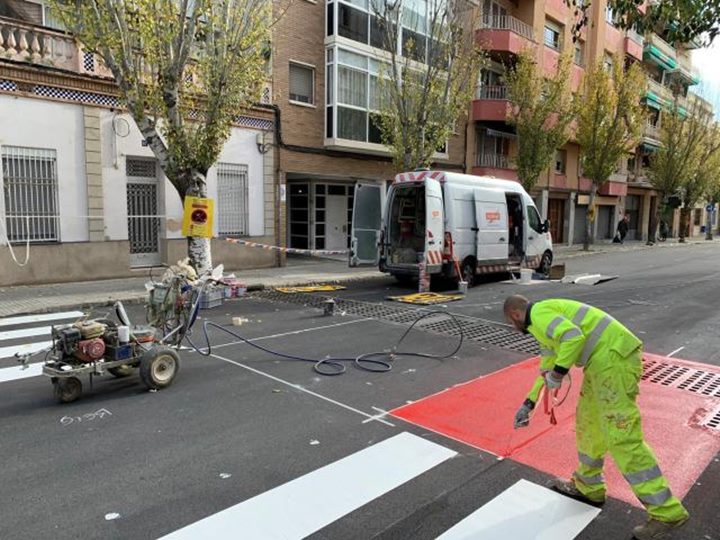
1;146;60;243
217;163;249;236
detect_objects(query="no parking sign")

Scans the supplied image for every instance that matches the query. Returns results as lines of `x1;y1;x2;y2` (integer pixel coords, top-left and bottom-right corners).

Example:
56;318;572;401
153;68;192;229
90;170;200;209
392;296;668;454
182;196;214;237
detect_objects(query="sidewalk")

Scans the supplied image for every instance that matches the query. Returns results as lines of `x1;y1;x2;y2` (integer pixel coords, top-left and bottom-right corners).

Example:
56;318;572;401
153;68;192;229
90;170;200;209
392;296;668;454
0;237;713;317
0;256;388;318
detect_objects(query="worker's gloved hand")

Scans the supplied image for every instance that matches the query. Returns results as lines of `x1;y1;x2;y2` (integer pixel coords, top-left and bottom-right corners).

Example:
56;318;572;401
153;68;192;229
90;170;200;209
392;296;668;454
514;399;535;429
545;370;564;389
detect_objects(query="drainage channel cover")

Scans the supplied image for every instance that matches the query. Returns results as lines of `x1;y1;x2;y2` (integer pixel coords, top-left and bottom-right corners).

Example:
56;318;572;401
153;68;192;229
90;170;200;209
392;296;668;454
642;357;720;398
252;290;539;354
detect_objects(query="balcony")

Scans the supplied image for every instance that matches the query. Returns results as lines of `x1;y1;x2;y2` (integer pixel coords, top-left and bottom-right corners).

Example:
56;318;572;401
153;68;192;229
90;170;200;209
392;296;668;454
472;152;518;181
668;51;700;86
624;30;644;61
473;85;510;122
646;79;672;108
476;15;535;56
644;121;661;141
598;179;628;197
643;33;677;71
0;17;112;78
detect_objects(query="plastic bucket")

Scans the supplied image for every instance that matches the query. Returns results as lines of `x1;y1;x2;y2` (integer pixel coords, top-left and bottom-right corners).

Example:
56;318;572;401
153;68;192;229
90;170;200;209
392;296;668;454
520;268;532;284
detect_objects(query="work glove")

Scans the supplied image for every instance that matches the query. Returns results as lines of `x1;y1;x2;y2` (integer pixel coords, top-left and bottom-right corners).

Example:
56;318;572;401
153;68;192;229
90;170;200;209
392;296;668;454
514;399;535;429
545;370;564;389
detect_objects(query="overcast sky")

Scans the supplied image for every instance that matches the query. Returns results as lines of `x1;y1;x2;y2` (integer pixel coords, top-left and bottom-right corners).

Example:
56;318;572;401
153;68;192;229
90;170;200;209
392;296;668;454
692;39;720;119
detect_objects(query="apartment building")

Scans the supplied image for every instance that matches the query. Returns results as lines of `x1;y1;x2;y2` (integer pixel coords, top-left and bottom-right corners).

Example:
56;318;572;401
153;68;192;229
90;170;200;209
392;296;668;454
272;0;467;252
473;0;706;244
0;0;278;286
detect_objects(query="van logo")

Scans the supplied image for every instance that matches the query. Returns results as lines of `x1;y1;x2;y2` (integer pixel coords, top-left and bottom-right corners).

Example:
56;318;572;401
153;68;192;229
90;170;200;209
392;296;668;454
432;210;440;218
485;211;501;223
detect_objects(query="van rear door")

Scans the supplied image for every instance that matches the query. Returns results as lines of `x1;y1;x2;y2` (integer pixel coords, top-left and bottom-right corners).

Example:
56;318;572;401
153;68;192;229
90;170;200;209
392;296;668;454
473;189;509;263
425;177;445;271
350;182;385;267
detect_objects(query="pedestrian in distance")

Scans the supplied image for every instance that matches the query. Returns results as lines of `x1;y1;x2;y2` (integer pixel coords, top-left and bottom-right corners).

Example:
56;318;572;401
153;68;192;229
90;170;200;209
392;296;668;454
614;214;629;244
504;295;689;540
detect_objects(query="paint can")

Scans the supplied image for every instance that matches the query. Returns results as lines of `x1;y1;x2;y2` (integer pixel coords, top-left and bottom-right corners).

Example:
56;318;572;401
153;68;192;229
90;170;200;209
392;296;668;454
117;325;130;344
520;269;532;284
323;298;336;316
458;281;468;295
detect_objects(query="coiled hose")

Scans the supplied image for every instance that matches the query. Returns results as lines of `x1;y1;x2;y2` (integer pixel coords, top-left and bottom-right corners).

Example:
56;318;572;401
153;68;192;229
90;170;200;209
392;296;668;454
184;309;465;376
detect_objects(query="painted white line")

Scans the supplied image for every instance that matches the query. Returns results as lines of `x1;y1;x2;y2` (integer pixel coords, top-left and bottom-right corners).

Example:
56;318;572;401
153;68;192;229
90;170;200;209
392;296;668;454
667;346;685;358
362;406;393;424
201;317;374;352
0;311;83;328
160;432;456;540
210;352;395;427
0;363;44;383
0;341;52;360
0;325;51;342
437;479;601;540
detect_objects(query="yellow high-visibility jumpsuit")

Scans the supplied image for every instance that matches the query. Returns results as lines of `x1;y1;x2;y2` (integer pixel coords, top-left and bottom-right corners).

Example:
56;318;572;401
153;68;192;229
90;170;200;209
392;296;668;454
525;299;689;523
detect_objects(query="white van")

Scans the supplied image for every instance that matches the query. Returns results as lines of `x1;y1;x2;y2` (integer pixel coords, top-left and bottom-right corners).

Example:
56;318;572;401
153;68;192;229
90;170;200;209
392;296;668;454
350;170;553;284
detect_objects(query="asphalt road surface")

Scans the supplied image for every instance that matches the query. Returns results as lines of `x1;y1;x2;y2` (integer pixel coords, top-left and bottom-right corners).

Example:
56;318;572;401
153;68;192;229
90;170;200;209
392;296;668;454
1;242;719;540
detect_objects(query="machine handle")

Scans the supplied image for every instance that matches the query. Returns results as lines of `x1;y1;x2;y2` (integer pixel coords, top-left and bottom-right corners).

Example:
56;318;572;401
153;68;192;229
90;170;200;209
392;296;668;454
471;227;479;232
499;237;506;242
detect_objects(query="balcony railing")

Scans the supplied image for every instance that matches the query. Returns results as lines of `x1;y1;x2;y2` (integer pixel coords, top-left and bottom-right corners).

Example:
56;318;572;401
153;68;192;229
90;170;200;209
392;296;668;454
0;17;112;78
476;84;508;100
626;28;644;46
475;152;510;169
645;33;677;65
644;121;661;140
479;15;535;41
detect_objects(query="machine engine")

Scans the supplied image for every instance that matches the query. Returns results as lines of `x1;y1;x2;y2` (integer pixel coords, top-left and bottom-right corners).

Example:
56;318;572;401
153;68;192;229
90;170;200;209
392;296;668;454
52;321;108;363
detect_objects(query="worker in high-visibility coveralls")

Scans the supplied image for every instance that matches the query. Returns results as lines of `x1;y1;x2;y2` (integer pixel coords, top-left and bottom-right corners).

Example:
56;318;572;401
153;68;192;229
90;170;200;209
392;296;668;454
504;295;689;540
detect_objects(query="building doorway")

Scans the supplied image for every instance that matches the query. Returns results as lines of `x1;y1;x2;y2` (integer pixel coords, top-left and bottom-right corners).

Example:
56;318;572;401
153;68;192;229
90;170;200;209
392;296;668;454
597;205;614;240
625;195;641;240
126;157;161;267
548;198;565;243
325;193;348;250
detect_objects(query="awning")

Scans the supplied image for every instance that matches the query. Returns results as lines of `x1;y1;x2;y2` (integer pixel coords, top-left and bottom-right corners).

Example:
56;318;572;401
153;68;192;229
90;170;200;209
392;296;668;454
644;91;666;109
641;141;661;152
485;128;517;140
643;45;677;71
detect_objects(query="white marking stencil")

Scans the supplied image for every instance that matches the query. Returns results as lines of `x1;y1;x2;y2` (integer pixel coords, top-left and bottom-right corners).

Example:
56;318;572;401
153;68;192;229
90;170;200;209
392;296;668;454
0;311;83;328
437;479;601;540
0;341;52;360
0;363;44;383
0;325;52;342
160;432;457;540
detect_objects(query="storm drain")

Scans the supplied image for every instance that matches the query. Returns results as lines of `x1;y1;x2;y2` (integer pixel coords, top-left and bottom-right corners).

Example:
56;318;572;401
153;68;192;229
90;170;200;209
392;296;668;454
252;290;539;355
642;358;720;398
700;407;720;430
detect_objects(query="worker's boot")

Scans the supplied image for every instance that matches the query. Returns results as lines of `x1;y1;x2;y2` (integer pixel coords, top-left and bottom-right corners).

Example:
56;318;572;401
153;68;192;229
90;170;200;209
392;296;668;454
632;516;689;540
551;478;605;507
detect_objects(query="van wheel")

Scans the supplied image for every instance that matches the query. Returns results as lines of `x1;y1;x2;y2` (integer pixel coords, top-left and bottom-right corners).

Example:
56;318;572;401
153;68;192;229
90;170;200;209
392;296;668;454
461;257;476;286
537;251;553;275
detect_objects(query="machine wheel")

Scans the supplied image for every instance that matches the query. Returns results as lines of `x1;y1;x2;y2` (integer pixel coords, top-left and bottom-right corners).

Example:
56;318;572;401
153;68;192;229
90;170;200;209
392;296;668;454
108;365;134;378
139;347;180;390
537;250;553;276
461;257;476;286
54;377;82;404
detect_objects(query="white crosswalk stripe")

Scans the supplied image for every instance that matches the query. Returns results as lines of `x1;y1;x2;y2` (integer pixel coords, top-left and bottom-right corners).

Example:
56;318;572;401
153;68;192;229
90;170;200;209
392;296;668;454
160;433;601;540
0;310;84;383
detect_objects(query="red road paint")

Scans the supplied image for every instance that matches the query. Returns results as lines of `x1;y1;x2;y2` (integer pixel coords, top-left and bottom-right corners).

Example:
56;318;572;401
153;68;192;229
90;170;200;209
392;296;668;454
391;354;720;508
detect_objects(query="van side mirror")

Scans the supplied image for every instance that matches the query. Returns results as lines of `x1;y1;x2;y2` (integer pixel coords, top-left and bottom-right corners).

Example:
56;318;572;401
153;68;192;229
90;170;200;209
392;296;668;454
542;220;550;233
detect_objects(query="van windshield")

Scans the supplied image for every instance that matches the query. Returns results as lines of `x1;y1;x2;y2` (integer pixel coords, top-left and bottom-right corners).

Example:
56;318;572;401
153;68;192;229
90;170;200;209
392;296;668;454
388;184;426;265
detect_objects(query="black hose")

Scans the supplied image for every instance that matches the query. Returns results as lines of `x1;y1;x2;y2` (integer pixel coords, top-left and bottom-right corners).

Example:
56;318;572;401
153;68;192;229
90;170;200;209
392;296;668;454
183;310;465;376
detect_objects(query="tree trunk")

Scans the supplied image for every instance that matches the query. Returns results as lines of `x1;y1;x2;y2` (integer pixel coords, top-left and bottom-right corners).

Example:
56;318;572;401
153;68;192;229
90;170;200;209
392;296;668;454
180;171;213;275
648;192;663;245
583;188;596;251
678;207;689;243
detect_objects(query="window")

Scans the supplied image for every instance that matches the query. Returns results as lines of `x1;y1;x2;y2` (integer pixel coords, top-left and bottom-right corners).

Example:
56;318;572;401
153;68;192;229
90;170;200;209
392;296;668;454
574;41;585;66
555;150;566;174
217;163;249;236
527;205;543;233
694;208;702;226
605;6;615;25
289;63;314;105
327;47;386;144
544;20;561;50
338;2;369;43
603;53;613;73
1;146;59;243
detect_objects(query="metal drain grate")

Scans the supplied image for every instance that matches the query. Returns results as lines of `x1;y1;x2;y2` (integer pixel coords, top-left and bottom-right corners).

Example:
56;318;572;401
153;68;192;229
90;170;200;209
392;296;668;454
701;408;720;430
642;359;720;397
252;290;539;355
